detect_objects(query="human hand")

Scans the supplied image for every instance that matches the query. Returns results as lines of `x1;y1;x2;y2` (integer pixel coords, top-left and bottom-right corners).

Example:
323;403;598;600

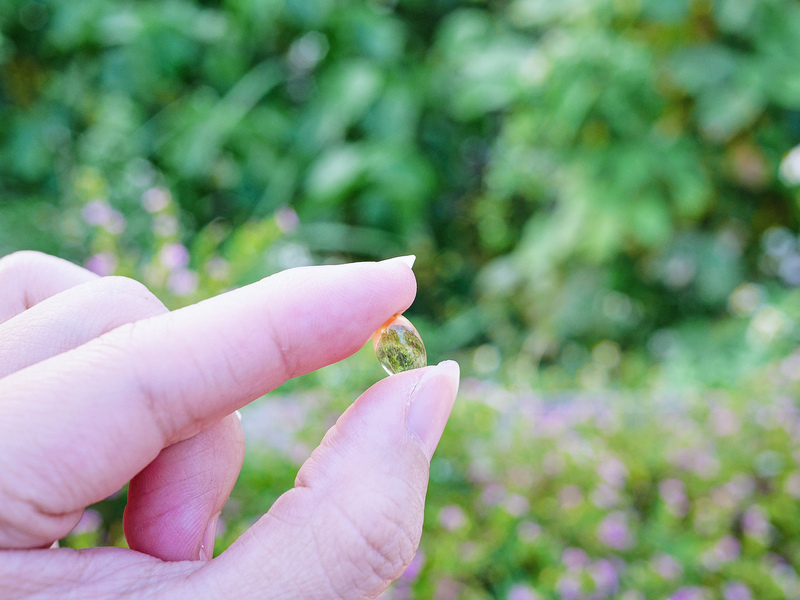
0;251;459;599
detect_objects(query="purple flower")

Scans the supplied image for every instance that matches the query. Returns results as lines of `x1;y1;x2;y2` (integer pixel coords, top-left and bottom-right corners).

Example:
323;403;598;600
556;574;582;600
669;587;708;600
142;187;171;213
434;577;461;600
562;547;589;571
597;511;633;550
82;200;112;225
517;521;541;543
84;252;118;276
700;536;740;571
103;210;126;235
153;214;179;237
709;405;741;436
503;493;530;517
205;256;230;281
481;483;506;507
159;243;190;271
275;206;299;233
742;507;771;540
591;484;620;509
597;456;627;488
438;505;467;531
659;478;688;516
508;584;541;600
589;559;618;594
558;485;583;509
722;582;753;600
659;479;686;505
70;509;102;535
167;269;198;296
725;474;755;501
651;554;683;580
400;549;425;583
716;536;740;561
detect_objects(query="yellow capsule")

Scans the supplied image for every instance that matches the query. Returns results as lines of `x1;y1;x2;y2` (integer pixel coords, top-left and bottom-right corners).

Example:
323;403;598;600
372;313;427;375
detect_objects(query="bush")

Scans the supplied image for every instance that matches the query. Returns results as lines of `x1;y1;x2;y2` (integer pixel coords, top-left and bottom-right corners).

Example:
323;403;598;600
3;0;800;384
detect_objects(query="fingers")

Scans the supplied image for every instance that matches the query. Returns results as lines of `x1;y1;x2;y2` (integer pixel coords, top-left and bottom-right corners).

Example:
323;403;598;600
0;362;458;600
124;413;245;561
0;251;98;325
0;259;416;548
200;361;460;600
0;269;245;562
0;276;167;378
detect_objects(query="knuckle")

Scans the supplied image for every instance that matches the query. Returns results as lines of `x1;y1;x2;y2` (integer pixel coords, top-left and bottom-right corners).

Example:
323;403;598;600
0;250;45;278
88;321;178;444
99;276;167;317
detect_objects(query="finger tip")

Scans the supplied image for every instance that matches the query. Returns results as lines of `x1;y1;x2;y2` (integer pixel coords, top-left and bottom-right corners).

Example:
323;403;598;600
405;360;460;460
436;360;460;387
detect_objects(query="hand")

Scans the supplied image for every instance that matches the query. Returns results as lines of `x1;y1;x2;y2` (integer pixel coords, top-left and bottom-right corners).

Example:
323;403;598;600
0;251;459;600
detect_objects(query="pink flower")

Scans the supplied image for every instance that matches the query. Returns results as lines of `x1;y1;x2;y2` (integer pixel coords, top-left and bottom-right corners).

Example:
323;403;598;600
508;584;541;600
669;587;708;600
142;187;171;213
167;269;198;296
591;484;621;509
701;536;740;571
597;456;628;488
722;582;752;600
742;507;771;540
70;509;102;535
659;478;688;516
481;483;506;507
516;521;541;543
562;547;589;571
153;214;179;237
103;210;126;235
651;554;683;580
84;252;118;276
597;511;633;550
589;559;618;594
503;493;529;517
438;505;467;531
400;549;425;583
82;200;112;225
205;256;230;281
556;574;581;600
159;243;190;270
275;206;299;233
558;485;583;509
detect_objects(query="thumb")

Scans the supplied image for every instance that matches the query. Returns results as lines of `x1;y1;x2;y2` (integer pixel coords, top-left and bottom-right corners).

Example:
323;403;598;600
201;361;460;600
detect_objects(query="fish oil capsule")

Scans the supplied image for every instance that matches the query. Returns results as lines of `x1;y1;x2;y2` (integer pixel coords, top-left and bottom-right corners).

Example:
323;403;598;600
372;313;427;375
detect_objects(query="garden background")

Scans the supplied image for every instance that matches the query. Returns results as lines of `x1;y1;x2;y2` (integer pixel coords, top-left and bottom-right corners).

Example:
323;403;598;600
3;0;800;598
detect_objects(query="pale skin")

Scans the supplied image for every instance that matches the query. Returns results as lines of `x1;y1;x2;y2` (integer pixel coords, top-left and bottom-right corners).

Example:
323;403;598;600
0;251;460;599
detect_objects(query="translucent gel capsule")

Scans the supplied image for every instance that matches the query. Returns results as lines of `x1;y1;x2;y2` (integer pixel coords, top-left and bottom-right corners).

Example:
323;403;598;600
372;313;427;375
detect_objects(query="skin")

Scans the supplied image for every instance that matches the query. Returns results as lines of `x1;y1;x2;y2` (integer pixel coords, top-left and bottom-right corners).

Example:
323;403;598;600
0;251;460;600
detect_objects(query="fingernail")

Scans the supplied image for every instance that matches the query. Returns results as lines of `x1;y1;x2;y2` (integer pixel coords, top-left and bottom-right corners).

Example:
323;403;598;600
199;512;220;561
406;360;460;461
383;255;416;269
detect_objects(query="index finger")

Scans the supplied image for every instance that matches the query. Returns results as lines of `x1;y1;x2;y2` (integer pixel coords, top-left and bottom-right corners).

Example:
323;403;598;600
0;258;416;549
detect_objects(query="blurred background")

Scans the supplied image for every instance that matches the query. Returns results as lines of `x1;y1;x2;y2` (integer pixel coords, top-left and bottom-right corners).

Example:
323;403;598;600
3;0;800;598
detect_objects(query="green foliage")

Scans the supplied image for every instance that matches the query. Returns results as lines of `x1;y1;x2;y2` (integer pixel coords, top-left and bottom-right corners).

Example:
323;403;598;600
3;0;800;385
5;3;800;594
